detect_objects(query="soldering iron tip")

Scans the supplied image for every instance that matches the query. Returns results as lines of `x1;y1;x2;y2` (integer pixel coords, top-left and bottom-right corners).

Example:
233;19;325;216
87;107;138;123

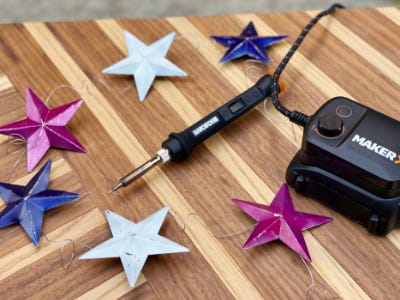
108;182;123;194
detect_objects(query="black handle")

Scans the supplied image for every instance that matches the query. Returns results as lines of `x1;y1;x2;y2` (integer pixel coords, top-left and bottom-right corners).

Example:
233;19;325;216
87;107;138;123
162;74;274;161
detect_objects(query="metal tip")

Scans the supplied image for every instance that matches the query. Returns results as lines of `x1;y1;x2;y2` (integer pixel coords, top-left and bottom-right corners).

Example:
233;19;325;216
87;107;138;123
108;182;123;194
107;149;170;194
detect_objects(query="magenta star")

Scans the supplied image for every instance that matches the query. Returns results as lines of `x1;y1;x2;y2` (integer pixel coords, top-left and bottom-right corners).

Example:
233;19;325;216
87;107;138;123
0;88;86;172
232;184;332;262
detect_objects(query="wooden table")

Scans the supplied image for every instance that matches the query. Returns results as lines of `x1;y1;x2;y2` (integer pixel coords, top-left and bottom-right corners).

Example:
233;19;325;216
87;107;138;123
0;6;399;300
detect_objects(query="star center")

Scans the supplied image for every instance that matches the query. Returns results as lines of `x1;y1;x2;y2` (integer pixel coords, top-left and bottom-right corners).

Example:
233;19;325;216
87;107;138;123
139;52;147;60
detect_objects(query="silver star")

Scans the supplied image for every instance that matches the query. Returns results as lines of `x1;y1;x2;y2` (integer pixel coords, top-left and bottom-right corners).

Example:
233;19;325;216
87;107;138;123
103;31;187;101
80;206;189;287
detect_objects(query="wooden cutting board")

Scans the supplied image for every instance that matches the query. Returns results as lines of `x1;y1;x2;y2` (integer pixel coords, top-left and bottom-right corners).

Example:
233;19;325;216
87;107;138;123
0;6;399;299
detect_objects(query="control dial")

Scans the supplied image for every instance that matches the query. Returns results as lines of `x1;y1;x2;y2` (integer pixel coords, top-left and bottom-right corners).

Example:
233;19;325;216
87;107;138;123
317;113;343;137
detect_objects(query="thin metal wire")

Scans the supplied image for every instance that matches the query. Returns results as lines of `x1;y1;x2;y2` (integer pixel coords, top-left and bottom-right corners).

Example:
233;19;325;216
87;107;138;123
4;134;27;181
45;84;82;105
43;232;92;269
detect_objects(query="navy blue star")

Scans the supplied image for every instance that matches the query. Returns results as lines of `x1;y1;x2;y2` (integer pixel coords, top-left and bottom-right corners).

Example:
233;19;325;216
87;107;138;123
0;160;79;245
211;21;287;63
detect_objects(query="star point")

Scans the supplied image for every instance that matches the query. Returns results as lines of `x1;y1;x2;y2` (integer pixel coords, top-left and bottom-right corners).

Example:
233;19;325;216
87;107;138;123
0;88;86;172
80;206;189;287
233;184;332;262
0;160;80;246
103;31;187;102
211;21;288;63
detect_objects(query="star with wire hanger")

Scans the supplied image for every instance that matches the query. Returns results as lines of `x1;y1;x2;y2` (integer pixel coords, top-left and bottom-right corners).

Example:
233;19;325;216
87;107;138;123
0;160;80;246
232;184;332;262
0;88;86;172
211;21;287;63
80;207;189;287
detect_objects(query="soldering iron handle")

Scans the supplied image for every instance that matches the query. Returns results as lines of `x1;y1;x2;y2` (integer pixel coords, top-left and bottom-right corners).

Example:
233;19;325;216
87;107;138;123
162;74;274;161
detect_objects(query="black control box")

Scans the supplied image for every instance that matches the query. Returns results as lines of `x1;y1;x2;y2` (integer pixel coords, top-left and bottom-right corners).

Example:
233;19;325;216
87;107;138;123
286;97;400;234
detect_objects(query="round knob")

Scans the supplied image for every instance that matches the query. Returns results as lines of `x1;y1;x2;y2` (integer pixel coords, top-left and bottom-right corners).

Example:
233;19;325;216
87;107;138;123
317;114;343;137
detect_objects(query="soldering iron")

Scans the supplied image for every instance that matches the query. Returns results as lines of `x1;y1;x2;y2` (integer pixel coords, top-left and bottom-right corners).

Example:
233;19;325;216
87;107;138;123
108;72;276;193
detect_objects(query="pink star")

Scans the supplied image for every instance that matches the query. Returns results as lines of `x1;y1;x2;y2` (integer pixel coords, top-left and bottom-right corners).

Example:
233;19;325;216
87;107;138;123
0;88;86;172
232;184;332;262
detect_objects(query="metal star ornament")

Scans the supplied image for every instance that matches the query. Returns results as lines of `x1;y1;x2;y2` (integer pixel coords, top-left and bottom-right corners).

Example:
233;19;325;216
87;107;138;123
103;31;187;102
0;160;80;246
0;88;86;172
211;21;287;63
80;207;189;287
232;184;332;262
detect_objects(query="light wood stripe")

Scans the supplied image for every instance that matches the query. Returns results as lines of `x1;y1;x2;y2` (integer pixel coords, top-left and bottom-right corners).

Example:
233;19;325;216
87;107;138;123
102;18;369;300
388;229;400;249
0;136;10;144
26;21;264;300
377;7;400;28
307;237;369;300
0;75;12;92
76;272;147;300
307;10;400;87
0;208;104;281
13;158;72;185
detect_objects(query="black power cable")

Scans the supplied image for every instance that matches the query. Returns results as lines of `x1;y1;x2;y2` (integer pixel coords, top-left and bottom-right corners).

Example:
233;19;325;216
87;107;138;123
271;3;345;127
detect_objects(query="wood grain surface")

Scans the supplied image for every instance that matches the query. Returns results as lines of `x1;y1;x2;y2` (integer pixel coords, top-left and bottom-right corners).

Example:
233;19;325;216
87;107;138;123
0;6;399;299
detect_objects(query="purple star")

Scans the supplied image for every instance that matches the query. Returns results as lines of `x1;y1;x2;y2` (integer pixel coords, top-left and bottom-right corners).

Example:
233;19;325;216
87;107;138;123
0;88;86;172
232;184;332;262
211;21;287;63
0;160;80;246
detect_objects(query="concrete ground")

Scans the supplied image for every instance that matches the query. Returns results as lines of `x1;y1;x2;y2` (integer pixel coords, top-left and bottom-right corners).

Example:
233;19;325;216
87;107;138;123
0;0;398;23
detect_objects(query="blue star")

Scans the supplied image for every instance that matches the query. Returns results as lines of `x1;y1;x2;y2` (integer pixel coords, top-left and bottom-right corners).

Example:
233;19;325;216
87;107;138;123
0;160;80;246
211;21;287;63
103;31;187;102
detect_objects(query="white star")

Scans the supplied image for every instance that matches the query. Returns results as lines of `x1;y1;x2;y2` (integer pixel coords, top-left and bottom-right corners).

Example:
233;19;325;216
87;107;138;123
80;206;189;287
103;31;187;101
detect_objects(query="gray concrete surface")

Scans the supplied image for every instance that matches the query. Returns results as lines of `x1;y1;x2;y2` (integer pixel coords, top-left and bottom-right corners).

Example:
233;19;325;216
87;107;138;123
0;0;398;23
